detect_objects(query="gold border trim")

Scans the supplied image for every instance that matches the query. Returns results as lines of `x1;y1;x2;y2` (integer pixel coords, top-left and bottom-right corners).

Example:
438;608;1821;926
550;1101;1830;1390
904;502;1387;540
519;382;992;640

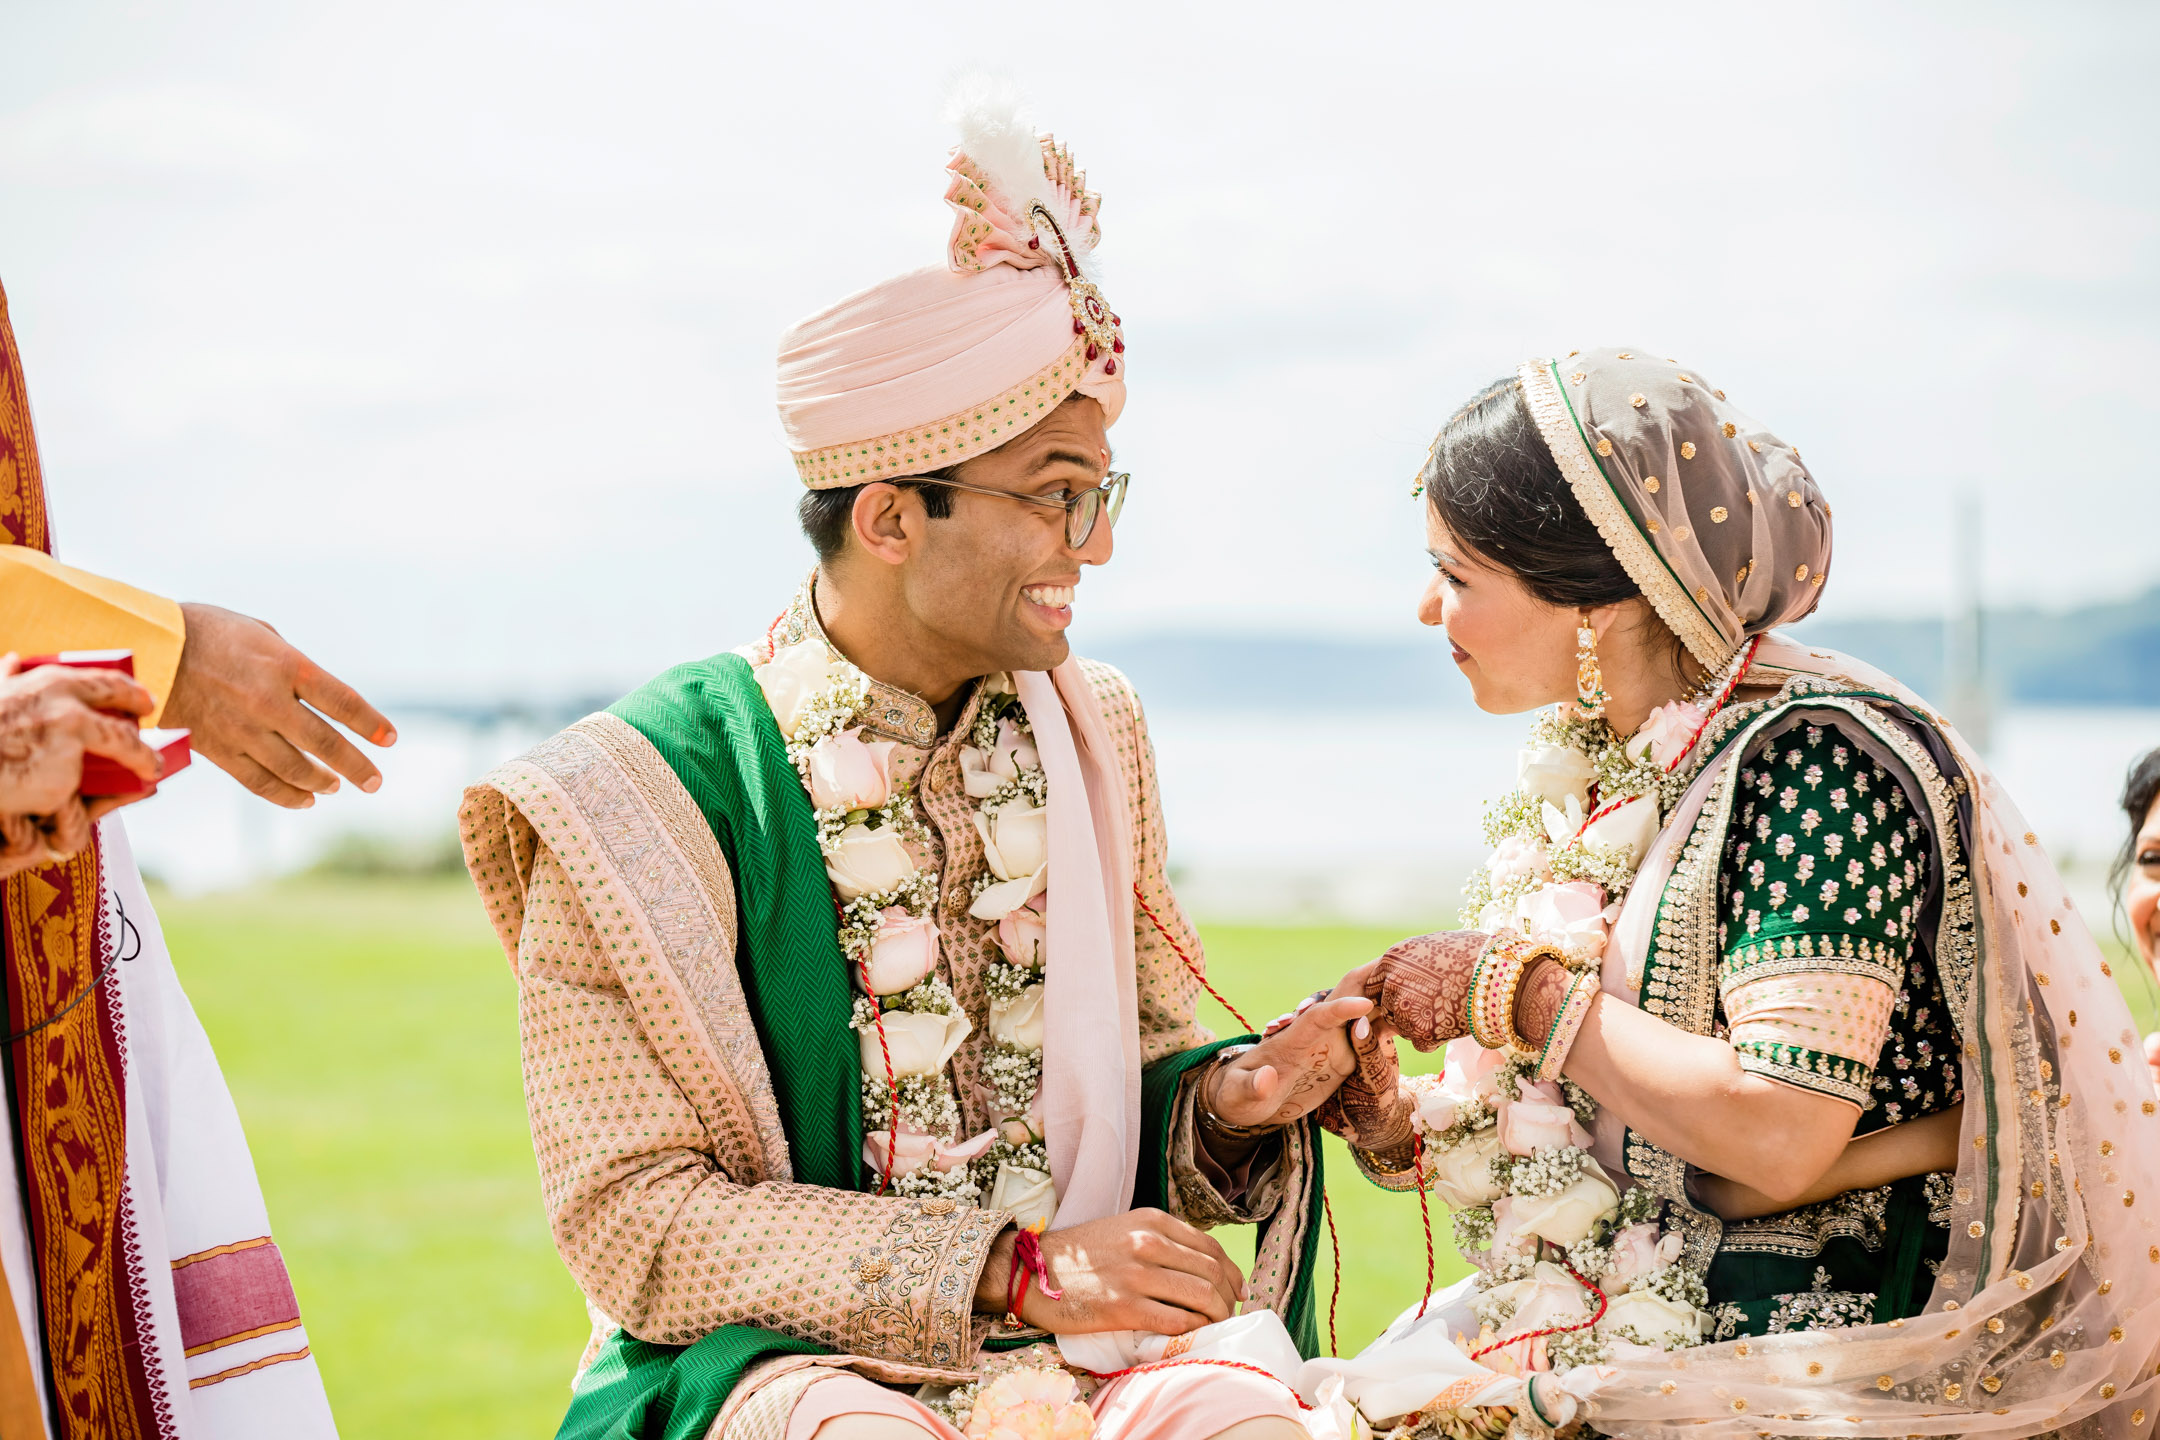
182;1318;303;1359
187;1345;310;1390
793;337;1090;489
1516;359;1732;671
171;1235;272;1271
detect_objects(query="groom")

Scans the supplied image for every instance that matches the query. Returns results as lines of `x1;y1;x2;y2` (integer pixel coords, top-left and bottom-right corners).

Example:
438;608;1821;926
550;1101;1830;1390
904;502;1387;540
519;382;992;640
461;110;1368;1439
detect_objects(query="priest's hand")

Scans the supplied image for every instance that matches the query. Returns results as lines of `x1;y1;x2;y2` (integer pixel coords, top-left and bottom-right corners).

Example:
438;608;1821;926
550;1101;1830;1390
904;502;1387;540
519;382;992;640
1205;972;1374;1131
975;1210;1246;1335
0;658;162;877
161;604;397;808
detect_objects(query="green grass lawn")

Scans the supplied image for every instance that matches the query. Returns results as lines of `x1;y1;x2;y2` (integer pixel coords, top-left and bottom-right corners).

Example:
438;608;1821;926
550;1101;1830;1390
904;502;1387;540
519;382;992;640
156;878;1472;1435
156;876;2152;1435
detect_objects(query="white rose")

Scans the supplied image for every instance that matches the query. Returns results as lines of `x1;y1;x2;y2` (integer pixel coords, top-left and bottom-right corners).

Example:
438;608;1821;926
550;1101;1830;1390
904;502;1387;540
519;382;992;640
1426;1126;1506;1209
989;983;1046;1050
858;1006;973;1078
1597;1288;1708;1347
969;800;1051;920
959;746;1004;800
1509;1164;1621;1248
987;1161;1059;1229
756;642;839;739
1541;795;1587;849
1578;795;1660;869
977;800;1048;881
825;823;918;900
1518;743;1595;811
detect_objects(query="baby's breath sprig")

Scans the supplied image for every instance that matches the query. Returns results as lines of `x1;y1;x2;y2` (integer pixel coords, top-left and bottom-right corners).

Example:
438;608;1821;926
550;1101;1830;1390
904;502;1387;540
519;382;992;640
980;1045;1043;1116
1450;1203;1495;1252
1502;1144;1594;1199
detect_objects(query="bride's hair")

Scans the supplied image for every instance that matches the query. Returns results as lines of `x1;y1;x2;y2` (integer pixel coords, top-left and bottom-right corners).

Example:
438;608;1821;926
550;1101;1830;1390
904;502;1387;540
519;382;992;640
1420;376;1639;610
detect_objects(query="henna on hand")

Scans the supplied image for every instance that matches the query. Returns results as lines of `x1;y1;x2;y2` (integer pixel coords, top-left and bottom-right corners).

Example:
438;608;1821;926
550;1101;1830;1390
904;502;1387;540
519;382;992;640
1315;1018;1415;1160
1512;957;1572;1051
1369;930;1489;1051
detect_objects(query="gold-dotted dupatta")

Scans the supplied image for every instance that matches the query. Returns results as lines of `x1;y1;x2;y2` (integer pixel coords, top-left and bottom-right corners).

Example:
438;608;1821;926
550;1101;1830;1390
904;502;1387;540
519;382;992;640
1590;633;2160;1435
1515;350;1833;674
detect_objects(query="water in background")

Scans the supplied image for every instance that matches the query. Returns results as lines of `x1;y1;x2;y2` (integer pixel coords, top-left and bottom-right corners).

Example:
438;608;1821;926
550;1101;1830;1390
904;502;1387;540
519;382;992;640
122;702;2159;927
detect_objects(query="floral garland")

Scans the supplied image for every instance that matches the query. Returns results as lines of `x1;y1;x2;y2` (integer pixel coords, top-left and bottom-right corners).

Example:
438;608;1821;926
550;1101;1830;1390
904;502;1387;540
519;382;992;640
1404;643;1759;1390
755;638;1062;1226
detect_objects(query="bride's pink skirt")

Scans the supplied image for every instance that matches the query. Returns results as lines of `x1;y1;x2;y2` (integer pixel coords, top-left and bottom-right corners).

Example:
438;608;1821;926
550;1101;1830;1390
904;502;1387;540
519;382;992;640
784;1363;1305;1439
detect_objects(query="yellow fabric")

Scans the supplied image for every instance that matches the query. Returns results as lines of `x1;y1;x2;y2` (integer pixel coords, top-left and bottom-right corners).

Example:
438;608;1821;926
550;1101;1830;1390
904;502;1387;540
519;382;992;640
0;1237;45;1440
0;546;185;722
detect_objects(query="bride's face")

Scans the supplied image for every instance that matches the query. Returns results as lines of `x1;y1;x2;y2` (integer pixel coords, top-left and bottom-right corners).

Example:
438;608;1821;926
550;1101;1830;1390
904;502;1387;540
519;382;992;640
1417;507;1579;714
2130;791;2160;966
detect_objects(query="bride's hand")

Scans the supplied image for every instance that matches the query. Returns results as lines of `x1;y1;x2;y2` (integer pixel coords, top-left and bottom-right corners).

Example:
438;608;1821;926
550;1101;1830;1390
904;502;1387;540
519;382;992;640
1315;995;1414;1157
1365;930;1489;1051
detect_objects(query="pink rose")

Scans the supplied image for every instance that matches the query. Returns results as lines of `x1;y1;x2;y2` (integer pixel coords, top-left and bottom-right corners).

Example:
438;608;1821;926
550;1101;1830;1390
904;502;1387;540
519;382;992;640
992;719;1039;780
1497;1098;1593;1157
1486;1195;1538;1271
996;895;1047;968
864;1124;996;1176
807;727;897;812
1517;881;1615;959
858;907;940;996
1487;834;1553;886
1410;1080;1459;1134
1626;700;1705;769
1512;1076;1564;1106
1504;1263;1593;1332
959;720;1042;801
1608;1221;1682;1285
1440;1037;1510;1105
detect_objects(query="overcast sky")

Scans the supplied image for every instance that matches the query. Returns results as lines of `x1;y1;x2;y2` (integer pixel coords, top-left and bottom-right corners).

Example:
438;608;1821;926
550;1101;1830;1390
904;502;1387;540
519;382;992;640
2;0;2153;701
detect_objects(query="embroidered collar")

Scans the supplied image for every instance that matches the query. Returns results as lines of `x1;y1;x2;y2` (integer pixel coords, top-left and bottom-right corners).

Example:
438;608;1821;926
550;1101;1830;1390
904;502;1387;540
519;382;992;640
773;572;981;749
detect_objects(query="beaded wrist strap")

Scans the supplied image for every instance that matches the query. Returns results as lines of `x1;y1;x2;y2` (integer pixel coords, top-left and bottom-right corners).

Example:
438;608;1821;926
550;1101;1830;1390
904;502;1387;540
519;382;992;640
1532;968;1600;1081
1467;932;1564;1051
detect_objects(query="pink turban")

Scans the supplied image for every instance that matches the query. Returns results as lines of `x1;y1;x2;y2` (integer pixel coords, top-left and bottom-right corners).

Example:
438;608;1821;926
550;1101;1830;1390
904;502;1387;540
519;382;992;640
779;109;1126;489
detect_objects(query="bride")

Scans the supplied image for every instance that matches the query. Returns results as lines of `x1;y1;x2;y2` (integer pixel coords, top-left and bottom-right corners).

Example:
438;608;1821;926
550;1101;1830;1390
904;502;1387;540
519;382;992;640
1308;350;2157;1437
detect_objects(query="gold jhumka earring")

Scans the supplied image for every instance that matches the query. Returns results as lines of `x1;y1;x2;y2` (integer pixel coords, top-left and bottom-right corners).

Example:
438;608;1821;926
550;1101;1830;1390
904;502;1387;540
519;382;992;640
1574;617;1609;720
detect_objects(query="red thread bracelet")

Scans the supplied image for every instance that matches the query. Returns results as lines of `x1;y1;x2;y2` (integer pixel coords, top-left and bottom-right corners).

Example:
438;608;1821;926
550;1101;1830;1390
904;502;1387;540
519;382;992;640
1004;1221;1062;1326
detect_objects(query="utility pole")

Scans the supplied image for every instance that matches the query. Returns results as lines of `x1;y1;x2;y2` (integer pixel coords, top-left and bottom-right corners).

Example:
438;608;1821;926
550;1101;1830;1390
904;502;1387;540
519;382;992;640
1943;490;1992;753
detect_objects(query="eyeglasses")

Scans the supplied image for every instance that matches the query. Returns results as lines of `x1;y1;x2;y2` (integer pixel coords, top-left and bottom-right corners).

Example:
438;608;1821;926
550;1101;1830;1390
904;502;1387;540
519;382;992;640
901;472;1129;550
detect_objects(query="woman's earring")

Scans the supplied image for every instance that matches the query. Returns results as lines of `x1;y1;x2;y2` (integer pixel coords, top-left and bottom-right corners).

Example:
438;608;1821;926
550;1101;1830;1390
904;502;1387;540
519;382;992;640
1574;618;1609;720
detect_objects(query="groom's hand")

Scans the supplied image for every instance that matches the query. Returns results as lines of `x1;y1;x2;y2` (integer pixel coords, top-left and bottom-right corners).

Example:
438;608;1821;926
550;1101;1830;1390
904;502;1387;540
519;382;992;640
1207;967;1376;1130
974;1210;1245;1336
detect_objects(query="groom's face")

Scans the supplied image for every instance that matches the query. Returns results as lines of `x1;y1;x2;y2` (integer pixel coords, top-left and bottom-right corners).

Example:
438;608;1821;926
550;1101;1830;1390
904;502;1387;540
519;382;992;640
903;394;1114;676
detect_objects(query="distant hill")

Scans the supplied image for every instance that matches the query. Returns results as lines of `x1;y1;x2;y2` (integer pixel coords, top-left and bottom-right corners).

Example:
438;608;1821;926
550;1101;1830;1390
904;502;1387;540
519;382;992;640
1795;585;2160;707
1092;584;2160;712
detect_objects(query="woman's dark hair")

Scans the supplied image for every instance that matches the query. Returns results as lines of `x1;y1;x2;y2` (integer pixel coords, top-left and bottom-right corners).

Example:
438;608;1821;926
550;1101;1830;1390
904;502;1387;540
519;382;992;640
1420;376;1638;609
2112;747;2160;902
797;472;954;561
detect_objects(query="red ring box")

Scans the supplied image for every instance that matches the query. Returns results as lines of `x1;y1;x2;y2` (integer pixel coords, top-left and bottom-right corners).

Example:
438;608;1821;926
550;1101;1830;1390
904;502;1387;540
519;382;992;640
17;651;192;797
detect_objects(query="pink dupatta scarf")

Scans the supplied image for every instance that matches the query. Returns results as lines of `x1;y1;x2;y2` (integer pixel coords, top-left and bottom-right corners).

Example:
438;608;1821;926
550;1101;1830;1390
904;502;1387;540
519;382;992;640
1587;634;2160;1437
1015;663;1141;1229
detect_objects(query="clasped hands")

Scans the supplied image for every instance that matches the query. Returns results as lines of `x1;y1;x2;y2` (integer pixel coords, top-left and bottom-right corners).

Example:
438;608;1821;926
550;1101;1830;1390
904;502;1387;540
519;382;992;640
972;939;1493;1338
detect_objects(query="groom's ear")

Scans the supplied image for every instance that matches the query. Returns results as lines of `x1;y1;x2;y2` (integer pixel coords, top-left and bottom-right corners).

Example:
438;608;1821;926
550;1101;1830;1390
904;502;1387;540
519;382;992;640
847;483;927;568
